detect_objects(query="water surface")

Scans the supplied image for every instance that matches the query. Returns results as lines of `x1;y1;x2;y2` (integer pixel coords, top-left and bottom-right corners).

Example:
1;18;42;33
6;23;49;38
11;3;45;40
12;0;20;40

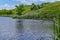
0;17;55;40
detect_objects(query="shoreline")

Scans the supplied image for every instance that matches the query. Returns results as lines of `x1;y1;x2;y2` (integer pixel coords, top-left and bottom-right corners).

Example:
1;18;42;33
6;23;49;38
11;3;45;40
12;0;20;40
0;16;54;21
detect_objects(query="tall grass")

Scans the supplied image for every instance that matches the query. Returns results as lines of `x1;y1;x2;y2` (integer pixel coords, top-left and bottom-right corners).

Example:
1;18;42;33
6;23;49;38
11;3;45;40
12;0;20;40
55;18;60;40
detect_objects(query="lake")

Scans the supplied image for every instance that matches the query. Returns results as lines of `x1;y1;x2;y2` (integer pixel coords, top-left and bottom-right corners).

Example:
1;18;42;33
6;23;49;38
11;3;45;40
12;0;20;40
0;17;55;40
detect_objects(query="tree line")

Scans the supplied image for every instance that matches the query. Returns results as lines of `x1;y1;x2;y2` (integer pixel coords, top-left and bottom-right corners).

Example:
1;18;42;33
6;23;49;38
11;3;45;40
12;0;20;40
0;2;50;16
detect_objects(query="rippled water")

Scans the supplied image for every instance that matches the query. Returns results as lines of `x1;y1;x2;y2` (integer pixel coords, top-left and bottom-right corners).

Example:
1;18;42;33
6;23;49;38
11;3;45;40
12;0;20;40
0;17;55;40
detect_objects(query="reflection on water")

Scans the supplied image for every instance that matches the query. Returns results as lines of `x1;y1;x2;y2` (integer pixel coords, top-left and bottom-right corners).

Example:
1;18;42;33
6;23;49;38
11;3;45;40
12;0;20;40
16;19;24;33
0;17;55;40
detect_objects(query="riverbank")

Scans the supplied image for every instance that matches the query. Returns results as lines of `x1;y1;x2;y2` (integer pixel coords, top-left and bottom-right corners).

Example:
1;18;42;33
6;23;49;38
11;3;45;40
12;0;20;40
0;15;54;21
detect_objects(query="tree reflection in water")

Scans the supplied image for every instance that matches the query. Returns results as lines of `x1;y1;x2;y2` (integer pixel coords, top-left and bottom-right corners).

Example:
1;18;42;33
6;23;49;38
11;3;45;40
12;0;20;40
16;19;24;33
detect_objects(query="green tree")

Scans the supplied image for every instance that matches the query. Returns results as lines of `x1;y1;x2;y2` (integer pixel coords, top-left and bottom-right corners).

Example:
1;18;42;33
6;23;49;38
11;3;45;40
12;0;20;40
15;4;25;15
7;10;12;15
1;9;8;15
37;5;41;9
30;3;38;10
